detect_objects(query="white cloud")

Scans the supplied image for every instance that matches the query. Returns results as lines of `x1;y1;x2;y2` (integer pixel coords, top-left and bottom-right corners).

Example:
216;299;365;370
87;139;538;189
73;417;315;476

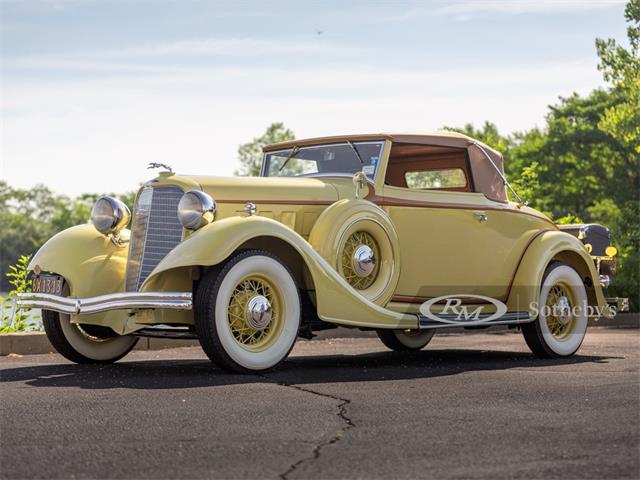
2;36;365;74
436;0;626;15
2;59;605;196
94;37;354;59
375;0;626;22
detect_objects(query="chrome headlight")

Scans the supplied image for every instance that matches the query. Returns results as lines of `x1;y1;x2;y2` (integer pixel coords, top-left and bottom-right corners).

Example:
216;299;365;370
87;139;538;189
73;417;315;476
178;190;216;230
91;196;131;235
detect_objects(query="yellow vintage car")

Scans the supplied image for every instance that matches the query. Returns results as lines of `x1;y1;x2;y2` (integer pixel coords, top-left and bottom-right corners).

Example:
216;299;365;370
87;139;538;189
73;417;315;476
17;132;627;372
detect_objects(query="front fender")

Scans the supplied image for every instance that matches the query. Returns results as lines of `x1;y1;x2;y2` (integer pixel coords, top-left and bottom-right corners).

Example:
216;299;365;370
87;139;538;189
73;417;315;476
508;230;608;316
28;224;129;298
26;224;130;331
144;216;417;329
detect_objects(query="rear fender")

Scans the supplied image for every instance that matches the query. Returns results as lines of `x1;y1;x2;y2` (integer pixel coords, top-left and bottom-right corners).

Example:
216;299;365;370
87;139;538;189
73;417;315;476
508;230;609;317
144;215;416;329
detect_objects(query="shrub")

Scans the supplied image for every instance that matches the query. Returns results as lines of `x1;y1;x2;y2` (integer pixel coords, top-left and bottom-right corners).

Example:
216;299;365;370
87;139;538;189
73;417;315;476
0;255;41;333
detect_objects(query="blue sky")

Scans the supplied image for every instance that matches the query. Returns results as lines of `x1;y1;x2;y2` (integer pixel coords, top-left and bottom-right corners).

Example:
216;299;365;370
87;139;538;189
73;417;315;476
1;0;628;195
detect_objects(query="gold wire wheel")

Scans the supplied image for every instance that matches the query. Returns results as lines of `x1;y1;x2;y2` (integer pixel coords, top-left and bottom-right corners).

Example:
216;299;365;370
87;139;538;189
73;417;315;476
341;231;380;290
545;283;576;340
227;275;283;352
74;324;110;343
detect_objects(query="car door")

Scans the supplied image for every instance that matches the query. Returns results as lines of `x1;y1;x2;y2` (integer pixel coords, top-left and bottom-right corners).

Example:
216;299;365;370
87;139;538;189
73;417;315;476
379;144;541;302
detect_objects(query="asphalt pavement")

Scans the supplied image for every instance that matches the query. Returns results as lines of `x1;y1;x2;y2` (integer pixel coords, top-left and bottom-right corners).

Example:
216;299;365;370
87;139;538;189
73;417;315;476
1;328;638;480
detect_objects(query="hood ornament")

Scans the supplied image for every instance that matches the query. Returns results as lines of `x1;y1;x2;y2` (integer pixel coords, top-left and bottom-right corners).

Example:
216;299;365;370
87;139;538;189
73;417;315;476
147;162;173;172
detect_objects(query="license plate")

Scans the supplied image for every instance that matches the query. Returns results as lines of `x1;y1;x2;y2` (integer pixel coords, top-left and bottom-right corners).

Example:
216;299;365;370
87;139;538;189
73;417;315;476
33;274;64;295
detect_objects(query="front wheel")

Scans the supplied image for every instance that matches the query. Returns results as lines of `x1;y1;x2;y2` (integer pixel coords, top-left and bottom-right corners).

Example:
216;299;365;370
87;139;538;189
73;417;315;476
522;263;588;358
377;329;435;351
42;310;137;364
195;250;301;373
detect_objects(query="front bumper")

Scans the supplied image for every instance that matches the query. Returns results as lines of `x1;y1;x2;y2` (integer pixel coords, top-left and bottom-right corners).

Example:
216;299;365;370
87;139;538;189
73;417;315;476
16;292;192;315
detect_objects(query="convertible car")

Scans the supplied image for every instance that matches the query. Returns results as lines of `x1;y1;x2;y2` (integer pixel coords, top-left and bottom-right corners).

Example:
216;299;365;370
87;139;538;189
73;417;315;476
17;132;627;372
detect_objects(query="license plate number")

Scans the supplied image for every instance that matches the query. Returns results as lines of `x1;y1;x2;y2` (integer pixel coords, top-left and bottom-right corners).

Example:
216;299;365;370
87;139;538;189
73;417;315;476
33;275;64;295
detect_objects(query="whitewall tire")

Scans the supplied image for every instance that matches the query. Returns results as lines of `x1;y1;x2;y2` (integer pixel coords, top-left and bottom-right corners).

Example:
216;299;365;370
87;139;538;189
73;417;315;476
377;329;435;351
195;250;301;373
522;263;588;358
42;310;137;363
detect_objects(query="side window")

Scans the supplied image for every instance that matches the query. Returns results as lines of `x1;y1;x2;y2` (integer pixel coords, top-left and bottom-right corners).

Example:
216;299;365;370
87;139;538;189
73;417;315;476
385;143;473;192
405;168;467;190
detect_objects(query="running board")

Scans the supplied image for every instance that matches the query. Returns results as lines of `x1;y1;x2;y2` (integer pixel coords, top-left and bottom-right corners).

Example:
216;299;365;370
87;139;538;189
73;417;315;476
132;326;197;340
418;312;533;330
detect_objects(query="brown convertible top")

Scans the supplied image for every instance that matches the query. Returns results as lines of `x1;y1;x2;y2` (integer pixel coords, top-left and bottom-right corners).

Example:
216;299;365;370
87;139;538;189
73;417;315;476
264;132;508;202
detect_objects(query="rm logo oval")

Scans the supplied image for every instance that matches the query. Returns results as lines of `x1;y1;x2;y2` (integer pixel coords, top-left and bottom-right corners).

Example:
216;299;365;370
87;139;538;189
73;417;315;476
419;294;508;324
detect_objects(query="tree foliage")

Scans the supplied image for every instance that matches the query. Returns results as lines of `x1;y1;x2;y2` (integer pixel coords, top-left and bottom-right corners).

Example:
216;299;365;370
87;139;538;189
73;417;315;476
235;122;295;176
596;0;640;155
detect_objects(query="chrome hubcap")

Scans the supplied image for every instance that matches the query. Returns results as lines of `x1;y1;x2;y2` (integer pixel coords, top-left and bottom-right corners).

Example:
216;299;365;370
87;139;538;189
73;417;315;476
341;231;380;290
246;295;272;330
352;244;375;277
556;296;571;325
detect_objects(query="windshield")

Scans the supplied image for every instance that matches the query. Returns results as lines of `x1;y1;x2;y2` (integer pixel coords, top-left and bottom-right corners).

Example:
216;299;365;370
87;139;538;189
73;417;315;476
262;141;385;180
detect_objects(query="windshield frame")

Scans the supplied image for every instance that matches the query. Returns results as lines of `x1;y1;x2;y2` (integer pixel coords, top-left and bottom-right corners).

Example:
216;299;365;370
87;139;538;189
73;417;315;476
261;141;386;180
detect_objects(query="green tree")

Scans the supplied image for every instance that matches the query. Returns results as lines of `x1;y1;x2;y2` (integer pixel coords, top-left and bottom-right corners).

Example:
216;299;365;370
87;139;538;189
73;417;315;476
594;0;640;310
235;123;295;176
528;91;625;220
596;0;640;155
1;182;58;291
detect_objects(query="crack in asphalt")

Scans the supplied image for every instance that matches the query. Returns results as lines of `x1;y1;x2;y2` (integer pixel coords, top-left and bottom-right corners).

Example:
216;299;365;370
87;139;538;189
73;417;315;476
257;375;355;480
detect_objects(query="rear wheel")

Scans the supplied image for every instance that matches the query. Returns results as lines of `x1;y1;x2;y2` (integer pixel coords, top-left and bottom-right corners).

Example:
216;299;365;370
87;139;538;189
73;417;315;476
195;250;301;373
42;310;137;363
377;329;435;351
522;263;588;358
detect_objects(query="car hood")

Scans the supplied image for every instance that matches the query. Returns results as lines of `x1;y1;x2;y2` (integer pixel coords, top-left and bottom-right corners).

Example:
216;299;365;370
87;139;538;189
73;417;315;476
171;175;358;204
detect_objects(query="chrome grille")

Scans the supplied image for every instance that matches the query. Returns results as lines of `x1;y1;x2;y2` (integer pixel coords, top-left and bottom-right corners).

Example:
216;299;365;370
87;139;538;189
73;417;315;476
125;186;184;291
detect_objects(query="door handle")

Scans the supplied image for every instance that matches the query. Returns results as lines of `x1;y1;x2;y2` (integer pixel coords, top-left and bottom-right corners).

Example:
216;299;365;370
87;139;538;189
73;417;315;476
473;211;488;223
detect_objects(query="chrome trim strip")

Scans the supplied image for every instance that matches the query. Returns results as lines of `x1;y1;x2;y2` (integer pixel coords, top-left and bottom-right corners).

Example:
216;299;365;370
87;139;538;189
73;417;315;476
417;311;532;330
16;292;192;315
